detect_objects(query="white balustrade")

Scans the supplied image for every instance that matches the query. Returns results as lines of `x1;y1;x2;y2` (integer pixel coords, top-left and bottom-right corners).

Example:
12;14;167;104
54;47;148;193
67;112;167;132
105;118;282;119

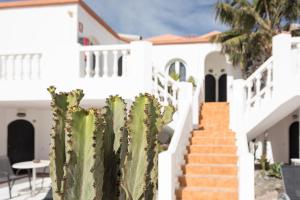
158;83;193;200
244;57;274;112
152;71;180;109
79;45;130;78
0;53;42;80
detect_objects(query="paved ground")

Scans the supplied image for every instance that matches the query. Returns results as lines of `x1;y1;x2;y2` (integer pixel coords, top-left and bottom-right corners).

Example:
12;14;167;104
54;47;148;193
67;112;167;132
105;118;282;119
0;177;51;200
255;170;283;200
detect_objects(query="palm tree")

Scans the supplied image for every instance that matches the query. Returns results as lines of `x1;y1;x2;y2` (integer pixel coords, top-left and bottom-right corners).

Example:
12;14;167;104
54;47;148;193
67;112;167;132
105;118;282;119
213;0;300;76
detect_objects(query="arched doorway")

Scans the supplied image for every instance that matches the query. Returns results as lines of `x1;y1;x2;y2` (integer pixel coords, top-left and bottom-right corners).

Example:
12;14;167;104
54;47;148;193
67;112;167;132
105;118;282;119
218;74;227;102
204;52;228;102
289;121;299;161
7;120;34;166
205;75;216;102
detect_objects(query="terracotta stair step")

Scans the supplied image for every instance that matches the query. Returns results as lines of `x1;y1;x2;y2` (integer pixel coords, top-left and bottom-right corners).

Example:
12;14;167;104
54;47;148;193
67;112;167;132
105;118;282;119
179;175;238;188
192;131;235;137
185;154;237;164
176;187;238;200
190;137;236;145
188;145;236;154
182;164;237;175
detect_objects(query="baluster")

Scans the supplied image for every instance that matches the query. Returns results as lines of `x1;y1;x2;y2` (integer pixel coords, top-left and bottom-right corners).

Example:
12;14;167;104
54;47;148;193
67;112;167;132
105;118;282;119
246;82;253;110
94;51;100;77
154;73;159;99
121;50;128;77
0;56;7;80
6;55;13;80
79;52;86;77
28;54;35;80
255;74;262;107
102;51;108;77
163;80;168;106
18;55;25;80
266;65;272;100
85;51;92;77
112;50;118;77
37;54;41;80
172;85;177;107
31;54;38;80
23;55;30;80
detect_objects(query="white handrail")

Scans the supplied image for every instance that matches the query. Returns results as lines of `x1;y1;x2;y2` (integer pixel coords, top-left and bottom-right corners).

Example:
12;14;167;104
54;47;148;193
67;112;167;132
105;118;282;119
158;83;193;200
192;81;202;128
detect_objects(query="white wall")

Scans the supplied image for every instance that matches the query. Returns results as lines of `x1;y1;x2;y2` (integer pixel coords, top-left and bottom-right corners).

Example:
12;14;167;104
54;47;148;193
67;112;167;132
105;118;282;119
77;5;124;45
0;107;52;161
0;4;78;50
254;110;299;164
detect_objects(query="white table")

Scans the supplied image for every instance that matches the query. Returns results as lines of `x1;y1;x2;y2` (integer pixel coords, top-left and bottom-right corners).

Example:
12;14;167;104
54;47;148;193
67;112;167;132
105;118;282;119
12;160;50;196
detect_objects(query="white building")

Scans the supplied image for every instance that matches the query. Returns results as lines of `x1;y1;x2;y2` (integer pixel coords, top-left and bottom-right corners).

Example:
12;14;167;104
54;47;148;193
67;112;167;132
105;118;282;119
0;0;299;200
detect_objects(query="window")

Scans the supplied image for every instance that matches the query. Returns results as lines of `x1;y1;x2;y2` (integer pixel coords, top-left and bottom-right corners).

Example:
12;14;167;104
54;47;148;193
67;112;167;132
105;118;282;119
167;59;187;81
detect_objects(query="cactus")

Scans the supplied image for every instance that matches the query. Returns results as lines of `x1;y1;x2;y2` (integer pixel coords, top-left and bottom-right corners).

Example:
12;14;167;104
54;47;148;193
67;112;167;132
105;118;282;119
122;94;175;200
48;86;84;200
63;108;104;200
102;96;127;200
48;87;175;200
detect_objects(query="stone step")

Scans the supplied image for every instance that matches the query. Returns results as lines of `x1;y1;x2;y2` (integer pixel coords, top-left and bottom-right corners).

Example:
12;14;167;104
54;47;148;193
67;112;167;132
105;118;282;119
185;154;238;164
179;175;238;188
176;187;238;200
190;137;236;145
182;164;237;175
192;130;235;137
188;145;237;154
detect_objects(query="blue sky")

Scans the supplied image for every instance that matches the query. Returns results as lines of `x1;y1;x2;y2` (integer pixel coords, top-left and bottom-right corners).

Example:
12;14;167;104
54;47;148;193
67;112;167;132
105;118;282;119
0;0;227;38
84;0;227;38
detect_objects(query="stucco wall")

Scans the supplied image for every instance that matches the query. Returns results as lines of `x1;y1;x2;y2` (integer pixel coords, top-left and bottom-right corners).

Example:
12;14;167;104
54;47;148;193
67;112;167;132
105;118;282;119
0;107;51;161
77;5;124;45
254;110;300;164
0;4;78;50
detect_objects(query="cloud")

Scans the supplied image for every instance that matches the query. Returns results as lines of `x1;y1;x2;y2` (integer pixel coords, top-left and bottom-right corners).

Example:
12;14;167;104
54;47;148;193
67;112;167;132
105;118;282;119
84;0;227;38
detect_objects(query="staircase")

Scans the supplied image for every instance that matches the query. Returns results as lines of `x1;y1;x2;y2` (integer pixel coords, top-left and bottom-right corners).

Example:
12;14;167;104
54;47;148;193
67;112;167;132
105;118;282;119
176;102;238;200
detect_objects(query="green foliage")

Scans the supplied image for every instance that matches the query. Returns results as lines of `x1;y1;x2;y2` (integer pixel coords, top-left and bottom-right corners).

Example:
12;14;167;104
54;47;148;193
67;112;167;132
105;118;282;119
169;71;180;81
258;154;269;172
268;162;282;179
48;87;175;200
187;76;197;88
213;0;300;75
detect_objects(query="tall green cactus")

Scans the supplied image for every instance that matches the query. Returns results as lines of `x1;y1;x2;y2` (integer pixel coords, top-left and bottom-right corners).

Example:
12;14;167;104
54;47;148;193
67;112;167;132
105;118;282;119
121;94;174;200
48;87;175;200
102;96;127;200
48;86;84;200
63;108;104;200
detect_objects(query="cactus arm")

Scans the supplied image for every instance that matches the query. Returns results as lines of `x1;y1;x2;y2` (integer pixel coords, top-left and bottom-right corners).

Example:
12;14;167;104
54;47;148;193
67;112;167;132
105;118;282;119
47;86;84;200
123;95;150;200
63;108;104;200
103;96;127;200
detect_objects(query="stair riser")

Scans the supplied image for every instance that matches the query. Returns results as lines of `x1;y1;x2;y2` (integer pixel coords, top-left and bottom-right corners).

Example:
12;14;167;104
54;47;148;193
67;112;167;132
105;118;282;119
190;138;235;145
176;190;238;200
179;177;238;188
183;166;237;175
185;155;237;164
188;146;236;154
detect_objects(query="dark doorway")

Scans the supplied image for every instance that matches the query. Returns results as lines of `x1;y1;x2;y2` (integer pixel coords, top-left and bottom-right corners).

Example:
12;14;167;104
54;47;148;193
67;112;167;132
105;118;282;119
218;74;227;102
118;56;123;76
7;120;34;167
289;121;299;161
205;74;216;102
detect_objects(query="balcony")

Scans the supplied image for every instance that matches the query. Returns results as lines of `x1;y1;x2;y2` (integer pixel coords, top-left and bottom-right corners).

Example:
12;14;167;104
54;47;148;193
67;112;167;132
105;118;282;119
0;41;153;104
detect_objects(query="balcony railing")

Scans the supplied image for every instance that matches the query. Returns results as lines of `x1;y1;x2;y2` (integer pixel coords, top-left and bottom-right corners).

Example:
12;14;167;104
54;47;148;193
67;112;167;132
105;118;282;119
79;45;131;78
0;53;42;80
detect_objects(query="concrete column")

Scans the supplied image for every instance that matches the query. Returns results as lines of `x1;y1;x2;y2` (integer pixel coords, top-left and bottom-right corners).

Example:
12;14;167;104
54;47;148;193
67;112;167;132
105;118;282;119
128;41;153;94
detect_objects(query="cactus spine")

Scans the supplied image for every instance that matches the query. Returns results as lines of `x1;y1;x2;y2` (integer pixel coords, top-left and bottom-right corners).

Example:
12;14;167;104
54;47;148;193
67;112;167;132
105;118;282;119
48;87;175;200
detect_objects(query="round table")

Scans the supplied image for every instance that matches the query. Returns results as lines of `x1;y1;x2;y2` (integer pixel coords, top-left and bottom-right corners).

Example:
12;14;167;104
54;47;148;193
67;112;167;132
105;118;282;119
12;160;50;196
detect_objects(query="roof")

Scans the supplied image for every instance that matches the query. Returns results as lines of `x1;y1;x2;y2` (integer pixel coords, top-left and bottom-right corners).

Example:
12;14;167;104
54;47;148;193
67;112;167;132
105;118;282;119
145;31;221;45
0;0;130;43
